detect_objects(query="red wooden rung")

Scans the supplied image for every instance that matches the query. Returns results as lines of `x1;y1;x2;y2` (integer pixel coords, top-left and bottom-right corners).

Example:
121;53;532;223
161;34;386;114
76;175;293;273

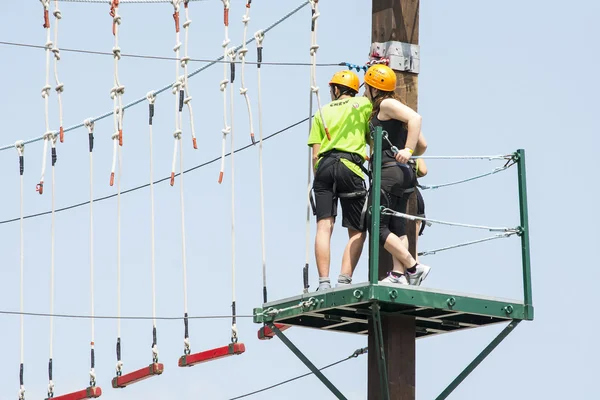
112;363;164;388
178;343;245;367
257;323;291;340
47;386;102;400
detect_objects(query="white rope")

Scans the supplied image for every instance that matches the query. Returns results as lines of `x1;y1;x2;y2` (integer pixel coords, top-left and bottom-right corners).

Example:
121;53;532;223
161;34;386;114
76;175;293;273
419;232;518;257
170;0;183;187
39;0;52;197
419;164;514;191
146;92;158;362
16;140;25;400
48;132;57;399
38;133;50;194
412;154;513;160
115;138;123;376
254;30;267;302
181;0;197;149
304;87;313;294
84;119;97;387
110;0;125;192
228;47;238;343
177;131;189;348
381;208;520;233
239;1;255;144
308;0;329;141
219;0;231;183
53;0;65;143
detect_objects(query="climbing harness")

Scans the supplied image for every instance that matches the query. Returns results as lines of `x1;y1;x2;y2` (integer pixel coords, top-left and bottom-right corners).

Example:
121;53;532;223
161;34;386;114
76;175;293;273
239;0;255;144
218;0;231;183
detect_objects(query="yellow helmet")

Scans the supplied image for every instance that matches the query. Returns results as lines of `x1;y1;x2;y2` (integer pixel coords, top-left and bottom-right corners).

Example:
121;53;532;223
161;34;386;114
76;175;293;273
364;64;396;92
329;70;360;92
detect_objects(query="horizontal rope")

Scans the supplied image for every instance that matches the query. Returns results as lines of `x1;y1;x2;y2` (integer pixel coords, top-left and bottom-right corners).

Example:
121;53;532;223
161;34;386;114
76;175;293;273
381;208;520;233
419;232;518;257
0;0;309;152
0;309;253;320
419;163;516;191
0;41;342;67
413;154;514;161
229;347;368;399
0;117;308;225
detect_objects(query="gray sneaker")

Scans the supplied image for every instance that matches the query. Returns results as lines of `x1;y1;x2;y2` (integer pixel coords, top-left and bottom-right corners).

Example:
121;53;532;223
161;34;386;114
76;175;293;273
380;272;408;285
407;264;431;286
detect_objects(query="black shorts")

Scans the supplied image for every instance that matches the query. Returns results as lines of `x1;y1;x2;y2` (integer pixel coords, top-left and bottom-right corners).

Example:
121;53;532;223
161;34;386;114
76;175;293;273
313;157;367;232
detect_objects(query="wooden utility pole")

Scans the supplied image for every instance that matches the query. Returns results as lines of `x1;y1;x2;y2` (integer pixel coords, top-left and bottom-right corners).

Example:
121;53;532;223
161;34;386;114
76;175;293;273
368;0;420;399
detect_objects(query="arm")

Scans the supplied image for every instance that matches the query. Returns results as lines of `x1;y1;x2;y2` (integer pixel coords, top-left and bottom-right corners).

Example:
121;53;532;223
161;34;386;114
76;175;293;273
416;158;428;177
312;144;321;175
380;98;422;162
414;132;428;156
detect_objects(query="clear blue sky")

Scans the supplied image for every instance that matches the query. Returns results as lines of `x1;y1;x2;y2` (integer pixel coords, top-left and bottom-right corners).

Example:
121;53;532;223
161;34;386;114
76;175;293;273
0;0;598;399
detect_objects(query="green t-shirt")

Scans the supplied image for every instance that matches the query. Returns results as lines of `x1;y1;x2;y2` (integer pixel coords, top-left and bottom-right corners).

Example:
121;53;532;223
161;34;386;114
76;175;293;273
307;96;372;177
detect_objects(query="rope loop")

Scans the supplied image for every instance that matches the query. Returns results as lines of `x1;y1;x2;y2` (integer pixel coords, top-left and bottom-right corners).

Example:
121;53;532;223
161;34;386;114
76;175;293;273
84;118;95;133
146;91;156;104
254;30;265;46
231;325;238;344
15;140;25;156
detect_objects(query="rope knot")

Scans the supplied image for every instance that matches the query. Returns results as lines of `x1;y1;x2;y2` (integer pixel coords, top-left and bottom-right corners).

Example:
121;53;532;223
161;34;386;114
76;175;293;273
112;46;122;59
219;79;229;92
238;48;249;57
45;40;53;50
84;118;95;133
222;0;231;9
173;42;182;52
180;55;191;68
52;46;61;60
239;88;248;95
222;38;231;48
242;15;250;24
183;95;192;104
183;19;192;29
311;85;319;94
55;82;64;93
173;130;182;140
53;9;62;19
41;85;52;98
222;126;231;135
15;140;24;156
254;30;265;47
146;91;156;104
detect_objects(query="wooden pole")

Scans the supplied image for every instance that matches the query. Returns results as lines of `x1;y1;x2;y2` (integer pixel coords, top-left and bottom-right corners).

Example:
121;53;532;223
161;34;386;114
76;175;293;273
368;0;420;398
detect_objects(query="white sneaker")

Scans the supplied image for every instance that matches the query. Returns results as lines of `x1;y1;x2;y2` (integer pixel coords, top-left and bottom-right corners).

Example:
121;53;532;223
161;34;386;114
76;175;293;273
380;272;408;285
407;264;431;286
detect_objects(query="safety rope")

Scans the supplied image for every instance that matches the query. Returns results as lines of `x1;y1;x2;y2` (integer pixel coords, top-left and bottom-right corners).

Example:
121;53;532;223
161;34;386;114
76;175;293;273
170;0;183;187
0;1;310;152
84;118;97;388
38;0;52;196
419;159;517;190
0;310;255;320
47;132;58;399
181;0;197;149
16;141;25;400
53;0;65;143
381;208;520;233
218;0;232;183
419;232;518;257
147;92;159;363
228;46;239;344
303;88;313;294
239;0;255;144
308;0;329;140
254;29;268;303
413;154;513;161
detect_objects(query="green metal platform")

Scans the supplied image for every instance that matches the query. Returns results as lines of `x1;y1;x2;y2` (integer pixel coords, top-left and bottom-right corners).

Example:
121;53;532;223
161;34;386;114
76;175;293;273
254;283;532;338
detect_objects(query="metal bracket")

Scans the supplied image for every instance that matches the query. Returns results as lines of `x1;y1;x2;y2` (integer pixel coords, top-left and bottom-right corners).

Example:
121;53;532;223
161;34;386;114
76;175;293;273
370;41;420;74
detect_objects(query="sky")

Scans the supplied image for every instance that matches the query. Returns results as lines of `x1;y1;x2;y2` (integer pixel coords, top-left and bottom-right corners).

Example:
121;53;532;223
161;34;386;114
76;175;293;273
0;0;598;399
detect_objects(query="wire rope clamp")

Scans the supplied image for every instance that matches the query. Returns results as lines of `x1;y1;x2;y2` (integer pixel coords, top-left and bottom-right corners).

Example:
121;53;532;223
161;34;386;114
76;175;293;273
370;41;420;74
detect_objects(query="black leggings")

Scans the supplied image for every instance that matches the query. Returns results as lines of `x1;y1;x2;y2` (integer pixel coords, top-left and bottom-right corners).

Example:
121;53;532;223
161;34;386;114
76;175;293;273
367;163;415;245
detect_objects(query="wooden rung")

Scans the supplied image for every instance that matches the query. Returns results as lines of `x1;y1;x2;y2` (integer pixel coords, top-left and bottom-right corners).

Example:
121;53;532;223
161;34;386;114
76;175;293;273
178;343;245;367
257;323;291;340
48;386;102;400
112;363;164;388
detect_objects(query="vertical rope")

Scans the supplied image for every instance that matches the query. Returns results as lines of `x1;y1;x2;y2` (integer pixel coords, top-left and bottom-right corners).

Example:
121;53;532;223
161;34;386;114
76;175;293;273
15;140;25;400
170;0;183;187
147;92;159;363
239;0;255;145
228;48;238;343
181;0;197;150
48;133;57;399
304;88;313;294
218;0;231;184
254;30;267;303
308;0;328;140
39;0;52;196
52;0;65;143
84;119;97;388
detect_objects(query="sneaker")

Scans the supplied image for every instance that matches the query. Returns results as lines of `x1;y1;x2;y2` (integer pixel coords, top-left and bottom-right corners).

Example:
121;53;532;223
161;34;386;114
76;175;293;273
380;272;408;285
406;264;431;286
317;282;332;291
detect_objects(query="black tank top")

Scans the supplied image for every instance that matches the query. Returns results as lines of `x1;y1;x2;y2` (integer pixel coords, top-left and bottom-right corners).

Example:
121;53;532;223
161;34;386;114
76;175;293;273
370;116;408;164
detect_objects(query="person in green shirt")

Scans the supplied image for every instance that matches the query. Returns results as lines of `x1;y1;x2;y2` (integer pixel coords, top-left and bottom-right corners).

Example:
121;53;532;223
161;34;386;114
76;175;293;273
307;70;372;291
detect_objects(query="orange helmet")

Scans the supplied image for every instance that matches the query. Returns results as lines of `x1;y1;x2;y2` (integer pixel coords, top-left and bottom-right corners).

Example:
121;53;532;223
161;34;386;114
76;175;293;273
329;70;360;92
364;64;396;92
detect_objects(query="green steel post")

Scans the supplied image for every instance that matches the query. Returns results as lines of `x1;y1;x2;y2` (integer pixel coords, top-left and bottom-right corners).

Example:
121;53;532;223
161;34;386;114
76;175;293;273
517;149;533;319
268;323;348;400
369;126;383;285
372;303;390;400
435;320;521;400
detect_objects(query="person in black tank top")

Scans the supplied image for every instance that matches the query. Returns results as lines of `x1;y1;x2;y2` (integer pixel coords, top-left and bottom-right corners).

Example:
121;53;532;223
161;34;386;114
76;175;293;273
364;64;432;286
